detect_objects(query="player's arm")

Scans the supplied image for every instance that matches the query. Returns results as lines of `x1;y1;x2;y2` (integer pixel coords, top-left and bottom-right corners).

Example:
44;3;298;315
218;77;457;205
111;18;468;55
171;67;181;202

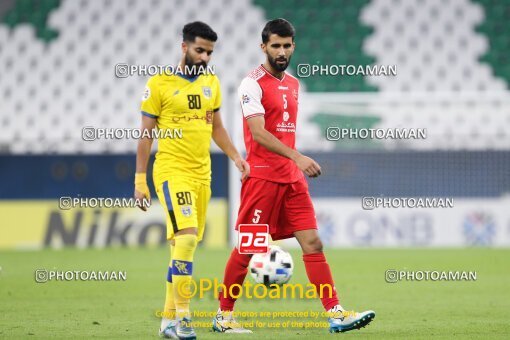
134;115;156;211
134;77;161;211
247;116;321;178
239;76;321;178
212;110;250;180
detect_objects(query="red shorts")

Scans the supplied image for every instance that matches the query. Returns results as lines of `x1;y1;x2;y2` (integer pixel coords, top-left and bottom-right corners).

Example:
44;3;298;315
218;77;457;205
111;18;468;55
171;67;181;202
234;176;317;240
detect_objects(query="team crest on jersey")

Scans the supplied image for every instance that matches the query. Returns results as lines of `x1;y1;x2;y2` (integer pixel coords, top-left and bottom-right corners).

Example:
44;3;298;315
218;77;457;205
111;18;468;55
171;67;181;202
142;86;151;101
206;111;213;124
181;206;192;217
292;89;298;100
242;94;250;104
202;86;211;98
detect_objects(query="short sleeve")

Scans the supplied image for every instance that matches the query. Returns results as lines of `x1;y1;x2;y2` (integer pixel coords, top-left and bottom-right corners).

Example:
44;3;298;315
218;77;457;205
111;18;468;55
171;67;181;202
140;76;161;118
213;77;222;112
238;77;265;119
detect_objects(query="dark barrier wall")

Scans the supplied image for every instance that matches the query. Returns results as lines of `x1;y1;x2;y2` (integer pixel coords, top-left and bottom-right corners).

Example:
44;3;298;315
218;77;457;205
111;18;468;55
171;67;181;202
309;151;510;198
0;151;509;199
0;154;229;199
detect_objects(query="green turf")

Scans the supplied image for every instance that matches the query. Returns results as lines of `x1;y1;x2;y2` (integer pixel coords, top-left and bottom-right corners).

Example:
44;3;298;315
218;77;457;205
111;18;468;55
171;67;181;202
1;248;509;339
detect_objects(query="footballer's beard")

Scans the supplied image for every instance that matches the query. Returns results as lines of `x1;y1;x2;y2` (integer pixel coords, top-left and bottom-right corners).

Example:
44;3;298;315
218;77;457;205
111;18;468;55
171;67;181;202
184;53;207;76
268;54;291;72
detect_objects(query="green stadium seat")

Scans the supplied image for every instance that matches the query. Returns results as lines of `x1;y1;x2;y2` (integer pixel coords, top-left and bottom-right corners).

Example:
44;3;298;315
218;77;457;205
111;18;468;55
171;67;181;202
1;0;60;43
474;0;510;88
3;12;19;28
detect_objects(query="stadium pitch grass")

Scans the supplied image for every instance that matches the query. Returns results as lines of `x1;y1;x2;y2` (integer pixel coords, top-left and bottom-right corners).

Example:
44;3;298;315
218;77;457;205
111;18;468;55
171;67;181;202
1;248;509;339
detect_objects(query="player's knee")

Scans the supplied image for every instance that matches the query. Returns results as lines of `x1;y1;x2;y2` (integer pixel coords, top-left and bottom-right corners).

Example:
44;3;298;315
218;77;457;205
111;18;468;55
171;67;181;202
301;236;323;254
174;233;198;252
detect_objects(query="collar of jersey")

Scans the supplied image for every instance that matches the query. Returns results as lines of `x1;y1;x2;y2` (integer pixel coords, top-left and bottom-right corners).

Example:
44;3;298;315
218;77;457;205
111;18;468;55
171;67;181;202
260;64;286;82
175;72;200;82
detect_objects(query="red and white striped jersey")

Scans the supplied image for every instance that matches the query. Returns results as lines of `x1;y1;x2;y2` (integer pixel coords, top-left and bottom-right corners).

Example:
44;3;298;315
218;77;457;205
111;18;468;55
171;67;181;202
238;65;303;183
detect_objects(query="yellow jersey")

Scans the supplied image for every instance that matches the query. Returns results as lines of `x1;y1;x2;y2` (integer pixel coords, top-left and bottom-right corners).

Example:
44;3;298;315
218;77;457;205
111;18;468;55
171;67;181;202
140;73;221;183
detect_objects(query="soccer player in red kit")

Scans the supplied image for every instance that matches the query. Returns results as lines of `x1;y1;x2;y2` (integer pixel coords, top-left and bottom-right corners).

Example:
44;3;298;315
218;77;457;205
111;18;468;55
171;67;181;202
212;18;375;334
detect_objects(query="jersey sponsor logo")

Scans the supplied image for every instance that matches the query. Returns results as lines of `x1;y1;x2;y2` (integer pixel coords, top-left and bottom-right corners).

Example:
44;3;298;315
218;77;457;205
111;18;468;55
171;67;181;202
206;111;213;124
276;122;296;133
277;93;295;132
278;86;288;90
168;114;210;123
242;94;250;104
238;224;269;254
276;122;296;131
142;86;151;101
202;86;211;98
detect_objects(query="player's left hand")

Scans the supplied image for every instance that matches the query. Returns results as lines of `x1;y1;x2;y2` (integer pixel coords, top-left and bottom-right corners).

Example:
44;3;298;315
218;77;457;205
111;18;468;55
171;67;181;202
235;158;250;181
134;173;151;211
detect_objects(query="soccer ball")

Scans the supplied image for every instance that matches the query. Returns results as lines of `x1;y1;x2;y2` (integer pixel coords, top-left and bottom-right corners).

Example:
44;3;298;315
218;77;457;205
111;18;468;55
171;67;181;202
249;245;293;286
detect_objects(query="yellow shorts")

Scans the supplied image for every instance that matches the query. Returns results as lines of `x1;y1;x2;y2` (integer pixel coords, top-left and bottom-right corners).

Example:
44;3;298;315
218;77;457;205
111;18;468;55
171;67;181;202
154;176;211;242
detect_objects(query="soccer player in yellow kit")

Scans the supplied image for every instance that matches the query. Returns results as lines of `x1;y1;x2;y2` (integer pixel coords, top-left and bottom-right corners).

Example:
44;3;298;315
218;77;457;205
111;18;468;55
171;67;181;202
134;22;249;339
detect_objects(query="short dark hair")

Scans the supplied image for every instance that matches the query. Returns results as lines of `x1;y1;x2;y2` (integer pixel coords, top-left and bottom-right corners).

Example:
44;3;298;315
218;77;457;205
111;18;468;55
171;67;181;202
182;21;218;43
261;18;295;43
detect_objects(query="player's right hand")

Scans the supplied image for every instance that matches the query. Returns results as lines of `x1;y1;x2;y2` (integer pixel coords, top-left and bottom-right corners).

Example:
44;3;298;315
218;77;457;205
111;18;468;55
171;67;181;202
134;173;151;211
234;157;250;182
294;154;322;178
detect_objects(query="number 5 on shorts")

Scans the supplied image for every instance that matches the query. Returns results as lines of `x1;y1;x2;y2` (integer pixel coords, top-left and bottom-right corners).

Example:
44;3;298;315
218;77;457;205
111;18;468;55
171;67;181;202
252;209;262;223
